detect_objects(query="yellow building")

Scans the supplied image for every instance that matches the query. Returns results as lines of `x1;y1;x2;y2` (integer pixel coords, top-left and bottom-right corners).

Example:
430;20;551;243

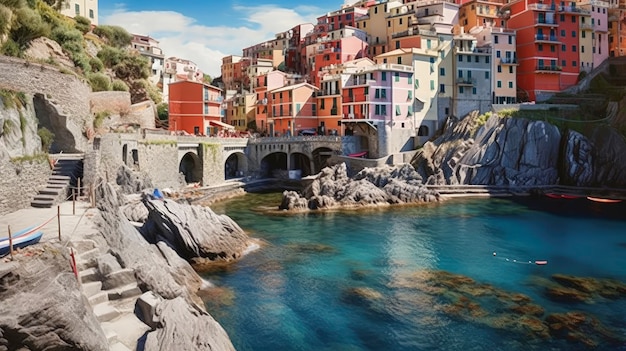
60;0;98;25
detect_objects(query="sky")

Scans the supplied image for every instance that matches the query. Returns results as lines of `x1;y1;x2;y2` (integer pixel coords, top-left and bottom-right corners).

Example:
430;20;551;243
99;1;359;78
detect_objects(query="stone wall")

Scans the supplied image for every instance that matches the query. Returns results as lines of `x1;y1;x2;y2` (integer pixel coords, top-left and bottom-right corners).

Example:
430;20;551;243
0;157;51;215
137;138;182;189
91;91;156;131
90;91;131;116
200;142;225;187
0;56;91;151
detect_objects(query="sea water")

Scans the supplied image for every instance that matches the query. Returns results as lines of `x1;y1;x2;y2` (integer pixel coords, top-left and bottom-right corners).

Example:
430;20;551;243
204;194;626;351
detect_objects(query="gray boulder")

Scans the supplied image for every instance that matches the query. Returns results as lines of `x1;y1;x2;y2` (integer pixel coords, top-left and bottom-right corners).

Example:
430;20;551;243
0;244;108;351
141;197;250;264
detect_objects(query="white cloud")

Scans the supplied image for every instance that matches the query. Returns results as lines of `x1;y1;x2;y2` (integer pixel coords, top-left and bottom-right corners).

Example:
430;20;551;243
101;4;326;78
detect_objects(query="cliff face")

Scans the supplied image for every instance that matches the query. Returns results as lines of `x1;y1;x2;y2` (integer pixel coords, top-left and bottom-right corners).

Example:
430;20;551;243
412;112;626;188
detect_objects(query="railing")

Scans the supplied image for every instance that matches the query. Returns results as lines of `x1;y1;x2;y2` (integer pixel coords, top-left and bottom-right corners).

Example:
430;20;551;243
535;65;562;72
580;23;594;30
456;78;476;85
536;18;557;25
559;5;590;14
528;3;556;11
535;34;558;42
500;57;518;64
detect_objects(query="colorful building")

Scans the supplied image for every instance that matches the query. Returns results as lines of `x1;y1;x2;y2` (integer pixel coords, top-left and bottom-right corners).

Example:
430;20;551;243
60;0;98;25
162;57;204;101
453;31;493;117
269;83;319;137
608;0;626;56
130;34;164;87
474;26;518;104
168;81;227;136
254;71;289;134
458;0;509;32
311;29;369;87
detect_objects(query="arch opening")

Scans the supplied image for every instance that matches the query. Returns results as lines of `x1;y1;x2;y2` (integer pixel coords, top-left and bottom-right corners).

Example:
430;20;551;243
290;152;312;177
260;152;287;178
179;152;202;184
312;147;333;174
225;152;247;179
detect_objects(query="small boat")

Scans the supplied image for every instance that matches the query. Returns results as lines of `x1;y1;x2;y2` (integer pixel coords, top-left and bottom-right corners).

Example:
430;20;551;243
545;193;562;199
0;225;36;242
348;151;368;158
535;260;548;265
0;231;44;257
587;196;623;204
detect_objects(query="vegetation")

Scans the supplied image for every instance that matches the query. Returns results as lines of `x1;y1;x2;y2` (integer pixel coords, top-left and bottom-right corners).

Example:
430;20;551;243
9;7;49;52
73;15;90;34
0;89;27;109
89;56;103;72
37;126;54;151
142;79;162;104
93;25;133;48
589;74;625;101
111;79;129;92
87;72;111;92
10;152;49;163
157;103;168;122
93;111;110;129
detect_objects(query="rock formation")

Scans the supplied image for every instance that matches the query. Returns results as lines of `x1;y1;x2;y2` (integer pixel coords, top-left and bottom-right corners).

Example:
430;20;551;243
140;196;250;264
0;92;42;160
0;244;108;350
95;181;236;350
413;111;626;187
280;162;439;210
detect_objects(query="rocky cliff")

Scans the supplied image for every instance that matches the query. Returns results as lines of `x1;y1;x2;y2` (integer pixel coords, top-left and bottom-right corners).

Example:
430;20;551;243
412;111;626;187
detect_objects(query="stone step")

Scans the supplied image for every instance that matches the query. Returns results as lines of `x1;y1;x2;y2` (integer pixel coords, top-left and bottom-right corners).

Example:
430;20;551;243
93;303;120;323
82;281;102;298
49;175;71;181
32;194;57;202
106;283;142;301
46;183;66;189
109;342;132;351
70;239;97;254
30;200;53;208
102;327;118;345
80;267;100;283
39;188;63;196
88;291;109;306
47;179;70;185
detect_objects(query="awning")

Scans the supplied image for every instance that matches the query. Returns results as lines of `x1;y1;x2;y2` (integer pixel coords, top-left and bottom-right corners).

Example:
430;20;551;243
209;120;235;130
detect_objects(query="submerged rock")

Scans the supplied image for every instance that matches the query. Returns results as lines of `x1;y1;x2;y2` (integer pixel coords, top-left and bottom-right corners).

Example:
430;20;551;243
280;163;439;210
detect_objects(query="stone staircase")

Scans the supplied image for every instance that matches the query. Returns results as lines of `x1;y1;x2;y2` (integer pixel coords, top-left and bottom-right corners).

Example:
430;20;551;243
70;240;150;351
31;154;84;208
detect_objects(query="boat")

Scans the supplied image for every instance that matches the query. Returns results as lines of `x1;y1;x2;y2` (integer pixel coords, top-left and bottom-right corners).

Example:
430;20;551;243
348;151;368;158
0;230;44;257
0;225;35;241
586;196;623;204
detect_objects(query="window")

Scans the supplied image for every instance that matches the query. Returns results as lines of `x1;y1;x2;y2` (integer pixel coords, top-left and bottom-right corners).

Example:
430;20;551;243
496;50;501;58
494;35;499;44
486;56;489;63
459;86;464;94
381;105;387;115
458;70;463;78
560;30;566;37
395;105;401;116
381;72;387;81
396;41;400;49
497;65;502;73
375;105;380;115
475;56;479;63
89;9;94;18
582;31;586;38
562;60;566;67
509;66;513;74
485;71;489;79
427;39;432;49
430;80;435;91
395;72;400;82
551;45;555;52
320;99;325;109
562;44;566;51
497;80;502;88
509;81;513;88
572;31;576;37
75;4;80;15
572;60;577;67
581;46;585;53
440;84;445;93
387;20;391;27
560;14;565;22
508;35;513;45
408;90;412;100
381;89;387;98
472;87;477;94
397;57;402;64
440;67;445;76
375;89;380;99
538;44;543;52
571;15;576;23
458;55;463;62
572;45;577;51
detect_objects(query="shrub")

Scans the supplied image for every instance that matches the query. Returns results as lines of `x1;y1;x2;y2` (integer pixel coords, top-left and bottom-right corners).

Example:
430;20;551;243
10;7;50;50
87;72;111;92
72;52;91;74
93;111;110;128
157;102;168;121
0;38;21;57
74;15;91;34
89;56;103;72
0;5;12;37
36;0;69;28
111;79;129;91
97;45;123;67
93;25;132;48
37;126;54;151
113;54;150;80
142;79;162;104
2;0;25;9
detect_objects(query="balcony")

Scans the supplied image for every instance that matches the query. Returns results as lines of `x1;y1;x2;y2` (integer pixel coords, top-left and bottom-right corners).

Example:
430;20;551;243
559;6;590;15
528;3;556;11
535;34;559;43
580;22;594;31
500;57;518;65
535;18;557;26
456;78;476;86
535;65;562;73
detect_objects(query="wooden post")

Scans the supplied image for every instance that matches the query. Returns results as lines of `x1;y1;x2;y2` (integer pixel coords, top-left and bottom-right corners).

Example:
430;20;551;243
57;205;61;241
90;184;96;208
8;225;13;260
72;188;76;215
77;178;81;198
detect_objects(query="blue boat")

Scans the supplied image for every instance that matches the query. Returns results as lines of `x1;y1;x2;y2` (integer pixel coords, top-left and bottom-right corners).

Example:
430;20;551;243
0;230;44;257
0;225;35;242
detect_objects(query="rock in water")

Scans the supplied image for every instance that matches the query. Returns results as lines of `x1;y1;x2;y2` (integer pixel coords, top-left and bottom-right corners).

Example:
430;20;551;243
279;162;439;210
141;197;250;263
0;244;108;351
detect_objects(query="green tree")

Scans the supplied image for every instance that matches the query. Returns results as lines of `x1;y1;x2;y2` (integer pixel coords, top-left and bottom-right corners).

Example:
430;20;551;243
157;102;168;121
93;25;132;48
113;53;149;80
202;73;212;84
0;5;12;37
97;45;123;67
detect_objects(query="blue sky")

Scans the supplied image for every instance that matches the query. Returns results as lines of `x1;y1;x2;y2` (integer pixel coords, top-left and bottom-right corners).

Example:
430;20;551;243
99;1;356;77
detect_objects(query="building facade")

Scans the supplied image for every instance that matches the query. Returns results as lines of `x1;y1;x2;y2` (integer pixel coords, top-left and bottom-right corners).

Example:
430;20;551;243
168;81;225;136
60;0;98;25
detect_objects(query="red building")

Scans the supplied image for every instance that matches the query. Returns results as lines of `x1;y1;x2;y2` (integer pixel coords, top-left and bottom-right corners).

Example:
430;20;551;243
168;81;228;135
505;0;588;101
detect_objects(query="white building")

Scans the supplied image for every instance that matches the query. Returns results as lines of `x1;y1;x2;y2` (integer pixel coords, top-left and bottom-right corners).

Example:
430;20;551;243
130;34;164;87
60;0;99;25
162;57;204;101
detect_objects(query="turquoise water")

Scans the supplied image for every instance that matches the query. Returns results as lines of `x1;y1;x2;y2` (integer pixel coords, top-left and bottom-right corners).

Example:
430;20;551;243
205;194;626;351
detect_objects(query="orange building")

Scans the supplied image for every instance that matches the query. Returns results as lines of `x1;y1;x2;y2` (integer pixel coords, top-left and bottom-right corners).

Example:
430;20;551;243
168;81;228;135
609;0;626;56
459;0;509;32
269;82;318;137
504;0;588;101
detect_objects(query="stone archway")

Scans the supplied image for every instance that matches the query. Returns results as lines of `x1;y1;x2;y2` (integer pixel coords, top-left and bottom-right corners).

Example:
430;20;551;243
179;152;202;184
290;152;312;177
312;147;333;174
225;152;247;179
260;152;287;178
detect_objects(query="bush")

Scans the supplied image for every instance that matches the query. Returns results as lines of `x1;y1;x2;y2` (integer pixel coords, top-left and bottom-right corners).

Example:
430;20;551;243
37;126;54;151
0;38;21;57
2;0;25;9
93;25;132;48
0;5;12;37
97;45;123;67
89;56;103;72
113;53;150;80
87;72;111;92
142;79;162;104
72;52;91;73
74;15;91;34
93;111;110;128
36;0;69;28
157;102;168;121
111;79;128;91
10;7;49;50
